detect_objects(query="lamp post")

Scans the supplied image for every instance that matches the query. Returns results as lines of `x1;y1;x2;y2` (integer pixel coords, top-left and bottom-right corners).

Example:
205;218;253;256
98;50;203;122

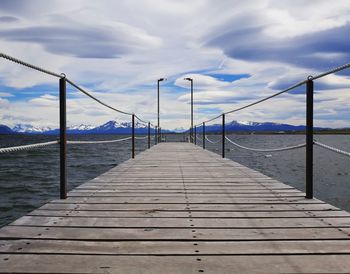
184;77;193;143
157;78;165;143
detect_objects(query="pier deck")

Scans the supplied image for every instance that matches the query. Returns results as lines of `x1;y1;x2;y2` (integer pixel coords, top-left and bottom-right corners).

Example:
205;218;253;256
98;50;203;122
1;142;350;273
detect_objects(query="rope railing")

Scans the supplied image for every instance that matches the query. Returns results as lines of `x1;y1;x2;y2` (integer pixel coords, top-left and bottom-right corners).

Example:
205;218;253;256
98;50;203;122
205;136;220;144
0;53;62;78
135;136;148;140
314;140;350;158
65;79;133;116
225;136;306;152
0;140;59;154
196;134;203;141
67;136;132;144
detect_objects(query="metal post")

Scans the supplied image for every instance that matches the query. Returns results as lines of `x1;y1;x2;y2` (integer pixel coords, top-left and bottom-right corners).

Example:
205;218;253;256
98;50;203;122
148;122;151;149
157;80;160;133
194;126;197;145
306;79;313;199
59;76;67;199
159;127;162;143
191;80;193;142
132;114;135;158
222;114;225;158
203;122;205;149
155;126;157;145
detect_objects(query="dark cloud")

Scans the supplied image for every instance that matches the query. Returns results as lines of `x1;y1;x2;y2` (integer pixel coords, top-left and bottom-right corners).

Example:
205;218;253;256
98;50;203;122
0;16;19;23
0;24;159;58
207;22;350;73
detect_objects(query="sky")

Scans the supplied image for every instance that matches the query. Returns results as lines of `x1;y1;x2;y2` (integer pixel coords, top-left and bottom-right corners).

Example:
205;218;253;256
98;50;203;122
0;0;350;130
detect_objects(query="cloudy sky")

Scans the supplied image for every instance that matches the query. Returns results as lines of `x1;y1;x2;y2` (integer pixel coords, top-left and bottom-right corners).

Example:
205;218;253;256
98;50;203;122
0;0;350;130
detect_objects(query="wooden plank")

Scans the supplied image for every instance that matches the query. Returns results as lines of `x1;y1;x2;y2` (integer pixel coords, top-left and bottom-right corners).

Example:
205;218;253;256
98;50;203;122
9;215;350;228
28;209;350;218
2;254;350;273
1;226;350;241
1;239;350;255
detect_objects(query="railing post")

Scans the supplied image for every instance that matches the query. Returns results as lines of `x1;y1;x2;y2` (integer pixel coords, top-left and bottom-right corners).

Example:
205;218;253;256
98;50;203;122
194;126;197;145
132;114;135;158
59;76;67;199
203;122;205;149
159;127;161;143
155;126;157;145
148;122;151;149
190;127;193;143
222;114;225;158
306;78;313;199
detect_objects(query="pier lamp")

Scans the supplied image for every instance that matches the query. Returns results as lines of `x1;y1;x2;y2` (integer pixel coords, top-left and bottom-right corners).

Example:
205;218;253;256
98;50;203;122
157;78;166;142
184;77;193;143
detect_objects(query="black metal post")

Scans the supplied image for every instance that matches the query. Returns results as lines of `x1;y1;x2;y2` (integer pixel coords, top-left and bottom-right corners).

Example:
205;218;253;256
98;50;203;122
194;126;197;145
157;80;160;132
155;126;157;145
159;127;162;143
191;80;193;142
306;79;313;199
148;122;151;149
203;122;205;149
59;76;67;199
222;114;225;158
132;114;135;158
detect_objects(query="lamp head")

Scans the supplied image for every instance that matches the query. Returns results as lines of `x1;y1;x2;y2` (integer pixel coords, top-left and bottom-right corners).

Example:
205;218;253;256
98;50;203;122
158;78;165;82
184;77;192;81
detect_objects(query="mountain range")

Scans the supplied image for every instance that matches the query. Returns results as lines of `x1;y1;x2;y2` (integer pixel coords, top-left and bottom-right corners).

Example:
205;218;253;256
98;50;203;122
0;120;340;134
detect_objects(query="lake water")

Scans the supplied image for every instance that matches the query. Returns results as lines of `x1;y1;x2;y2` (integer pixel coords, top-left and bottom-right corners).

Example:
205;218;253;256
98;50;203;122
0;133;349;227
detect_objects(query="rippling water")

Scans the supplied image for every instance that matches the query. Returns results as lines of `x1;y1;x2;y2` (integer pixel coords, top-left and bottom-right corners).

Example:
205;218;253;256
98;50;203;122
0;134;147;227
0;133;349;227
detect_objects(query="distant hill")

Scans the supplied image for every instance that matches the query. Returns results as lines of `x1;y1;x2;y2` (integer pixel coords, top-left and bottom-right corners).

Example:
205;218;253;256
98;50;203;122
0;125;13;134
195;120;330;133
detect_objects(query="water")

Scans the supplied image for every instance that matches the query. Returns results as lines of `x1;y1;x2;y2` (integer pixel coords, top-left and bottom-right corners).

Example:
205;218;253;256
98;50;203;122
0;133;349;227
0;134;147;227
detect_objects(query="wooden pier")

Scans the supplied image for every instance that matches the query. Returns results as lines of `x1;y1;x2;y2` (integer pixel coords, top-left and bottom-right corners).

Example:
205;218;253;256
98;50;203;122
1;142;350;273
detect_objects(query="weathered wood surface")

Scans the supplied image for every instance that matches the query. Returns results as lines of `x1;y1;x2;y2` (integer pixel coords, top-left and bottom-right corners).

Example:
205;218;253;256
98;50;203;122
1;142;350;273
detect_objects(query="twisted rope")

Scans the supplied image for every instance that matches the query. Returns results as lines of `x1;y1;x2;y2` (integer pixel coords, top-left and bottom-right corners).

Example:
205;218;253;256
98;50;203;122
225;136;306;152
65;78;133;116
314;140;350;158
311;63;350;81
68;136;131;144
135;136;148;140
205;136;220;144
0;140;59;154
0;53;61;78
134;114;149;125
196;135;203;141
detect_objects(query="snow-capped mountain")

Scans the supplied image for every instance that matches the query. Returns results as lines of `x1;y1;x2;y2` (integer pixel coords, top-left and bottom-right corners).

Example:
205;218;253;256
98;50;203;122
12;124;54;133
8;120;163;134
68;124;95;131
